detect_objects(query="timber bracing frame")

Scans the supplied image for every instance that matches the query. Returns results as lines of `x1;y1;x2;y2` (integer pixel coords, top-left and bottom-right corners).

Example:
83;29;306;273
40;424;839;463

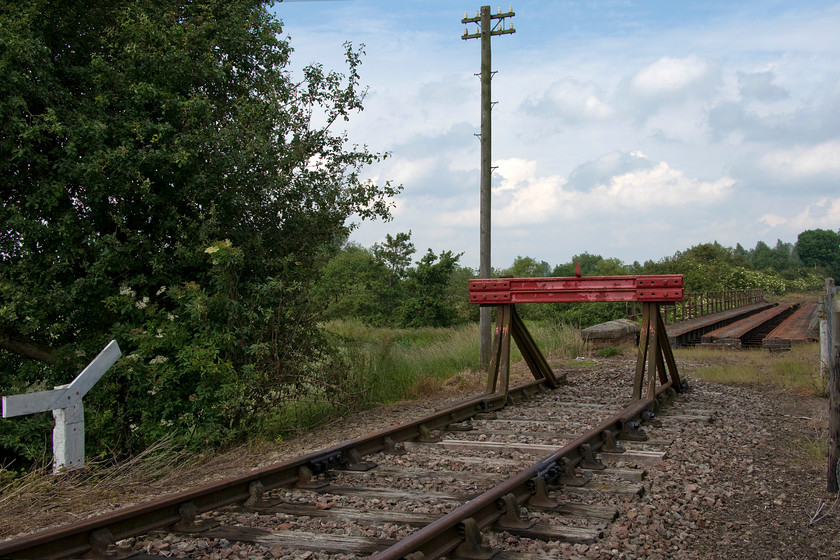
471;275;685;402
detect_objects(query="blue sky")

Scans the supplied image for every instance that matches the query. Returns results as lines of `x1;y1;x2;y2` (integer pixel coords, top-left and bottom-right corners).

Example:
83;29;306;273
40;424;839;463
273;0;840;270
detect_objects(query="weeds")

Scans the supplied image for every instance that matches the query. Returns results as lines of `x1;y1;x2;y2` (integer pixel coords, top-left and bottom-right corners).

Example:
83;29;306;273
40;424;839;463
676;343;823;397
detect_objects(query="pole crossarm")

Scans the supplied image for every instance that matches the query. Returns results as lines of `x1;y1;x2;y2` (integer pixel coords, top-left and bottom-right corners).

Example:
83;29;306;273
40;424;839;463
469;275;684;305
462;8;516;39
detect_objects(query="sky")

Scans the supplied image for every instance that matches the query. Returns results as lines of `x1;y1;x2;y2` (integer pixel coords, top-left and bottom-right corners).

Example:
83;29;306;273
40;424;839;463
273;0;840;271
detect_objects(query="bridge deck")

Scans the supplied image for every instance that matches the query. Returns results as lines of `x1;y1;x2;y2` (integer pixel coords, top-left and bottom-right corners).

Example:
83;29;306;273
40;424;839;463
665;302;775;348
701;303;798;348
761;302;819;350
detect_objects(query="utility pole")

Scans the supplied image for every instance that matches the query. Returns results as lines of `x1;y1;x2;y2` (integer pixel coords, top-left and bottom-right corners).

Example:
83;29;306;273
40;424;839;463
462;5;515;367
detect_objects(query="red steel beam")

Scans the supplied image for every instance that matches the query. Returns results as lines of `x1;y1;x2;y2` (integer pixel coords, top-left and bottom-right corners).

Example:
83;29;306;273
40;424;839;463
469;275;683;304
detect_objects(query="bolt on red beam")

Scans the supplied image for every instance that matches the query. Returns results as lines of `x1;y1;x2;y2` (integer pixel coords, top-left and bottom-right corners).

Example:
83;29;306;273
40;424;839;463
469;275;684;304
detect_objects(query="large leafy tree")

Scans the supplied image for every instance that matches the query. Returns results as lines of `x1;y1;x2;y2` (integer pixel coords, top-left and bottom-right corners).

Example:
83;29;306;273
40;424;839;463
396;250;462;328
0;0;397;457
795;229;840;276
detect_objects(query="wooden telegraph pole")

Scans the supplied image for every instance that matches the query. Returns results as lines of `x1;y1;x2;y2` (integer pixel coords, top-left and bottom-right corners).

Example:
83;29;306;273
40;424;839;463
462;6;515;367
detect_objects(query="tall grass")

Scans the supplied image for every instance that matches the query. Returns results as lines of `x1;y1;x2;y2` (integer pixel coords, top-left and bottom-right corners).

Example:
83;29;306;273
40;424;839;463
675;343;825;397
323;319;586;404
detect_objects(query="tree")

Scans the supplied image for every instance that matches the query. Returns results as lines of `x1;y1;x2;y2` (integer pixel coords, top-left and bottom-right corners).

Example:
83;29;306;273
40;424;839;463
372;231;415;318
311;244;390;324
397;250;462;328
751;239;799;272
552;252;616;276
501;256;551;278
372;231;415;278
796;229;840;276
0;0;398;455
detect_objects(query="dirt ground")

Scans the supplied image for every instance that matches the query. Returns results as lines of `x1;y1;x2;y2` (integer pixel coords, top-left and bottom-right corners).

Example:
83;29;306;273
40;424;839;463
689;382;840;560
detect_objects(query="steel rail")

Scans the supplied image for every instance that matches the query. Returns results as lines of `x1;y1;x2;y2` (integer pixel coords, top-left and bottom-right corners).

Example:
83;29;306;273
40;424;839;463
370;382;675;560
0;380;546;559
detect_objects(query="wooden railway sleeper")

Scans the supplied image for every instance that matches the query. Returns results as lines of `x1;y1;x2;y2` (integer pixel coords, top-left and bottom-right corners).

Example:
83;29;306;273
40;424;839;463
447;419;475;432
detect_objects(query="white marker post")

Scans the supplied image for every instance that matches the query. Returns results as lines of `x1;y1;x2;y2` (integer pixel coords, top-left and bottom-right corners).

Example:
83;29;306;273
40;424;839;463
1;340;121;473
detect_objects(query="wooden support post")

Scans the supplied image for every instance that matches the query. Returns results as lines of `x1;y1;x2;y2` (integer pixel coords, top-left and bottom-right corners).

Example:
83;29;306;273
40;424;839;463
633;304;651;400
510;305;561;388
633;302;681;401
485;305;560;399
486;305;512;395
821;296;829;380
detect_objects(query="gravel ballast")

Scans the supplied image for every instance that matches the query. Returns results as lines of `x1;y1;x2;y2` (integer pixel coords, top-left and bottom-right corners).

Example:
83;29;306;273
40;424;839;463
2;352;838;559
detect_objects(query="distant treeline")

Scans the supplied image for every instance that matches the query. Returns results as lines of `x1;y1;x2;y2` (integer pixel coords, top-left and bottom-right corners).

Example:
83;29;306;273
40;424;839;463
314;229;838;329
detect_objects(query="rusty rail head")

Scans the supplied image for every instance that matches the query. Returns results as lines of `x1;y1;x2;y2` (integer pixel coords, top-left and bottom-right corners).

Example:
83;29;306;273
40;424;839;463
369;382;675;560
469;275;684;305
0;381;547;560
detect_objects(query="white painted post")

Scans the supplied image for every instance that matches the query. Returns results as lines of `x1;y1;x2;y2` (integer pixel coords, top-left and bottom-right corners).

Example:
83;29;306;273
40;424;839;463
1;340;121;473
822;297;830;380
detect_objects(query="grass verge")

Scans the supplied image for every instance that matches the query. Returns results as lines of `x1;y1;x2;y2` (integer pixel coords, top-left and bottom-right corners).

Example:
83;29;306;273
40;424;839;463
323;319;588;403
675;342;825;397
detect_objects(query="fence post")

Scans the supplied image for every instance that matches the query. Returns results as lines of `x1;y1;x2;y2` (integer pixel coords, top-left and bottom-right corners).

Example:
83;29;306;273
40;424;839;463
821;295;830;380
827;279;839;492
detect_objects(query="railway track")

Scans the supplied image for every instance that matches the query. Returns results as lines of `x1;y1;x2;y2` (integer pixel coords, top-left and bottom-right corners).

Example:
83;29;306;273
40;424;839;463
0;355;711;560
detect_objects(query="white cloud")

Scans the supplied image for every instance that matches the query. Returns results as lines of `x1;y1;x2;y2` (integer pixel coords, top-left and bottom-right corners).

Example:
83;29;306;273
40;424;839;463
492;158;570;226
521;78;613;123
758;213;787;228
787;197;840;231
761;141;840;178
755;197;840;234
629;55;718;98
486;156;734;230
588;162;734;209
